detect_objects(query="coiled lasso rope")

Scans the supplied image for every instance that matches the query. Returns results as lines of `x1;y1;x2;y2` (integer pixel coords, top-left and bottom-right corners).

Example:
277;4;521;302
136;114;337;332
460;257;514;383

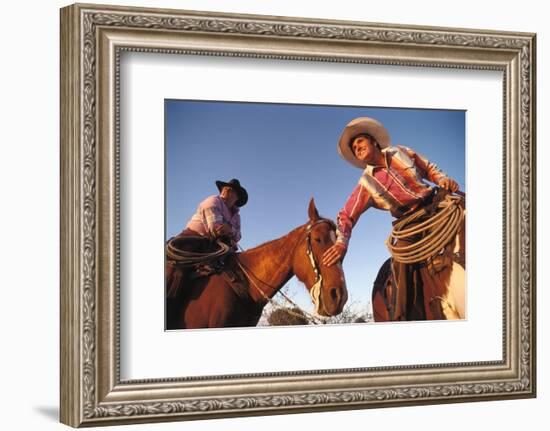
166;236;232;266
386;194;464;264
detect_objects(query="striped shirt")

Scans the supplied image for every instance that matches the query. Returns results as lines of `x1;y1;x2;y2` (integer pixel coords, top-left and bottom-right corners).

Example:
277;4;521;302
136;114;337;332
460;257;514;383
336;145;447;246
185;195;241;243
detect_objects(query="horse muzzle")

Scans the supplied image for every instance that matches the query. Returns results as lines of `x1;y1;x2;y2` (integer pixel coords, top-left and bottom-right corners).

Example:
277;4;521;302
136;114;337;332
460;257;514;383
316;285;348;317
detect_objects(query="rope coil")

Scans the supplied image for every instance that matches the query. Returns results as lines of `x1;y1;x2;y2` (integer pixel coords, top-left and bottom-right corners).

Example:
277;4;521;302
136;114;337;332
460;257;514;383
386;194;464;264
166;236;231;266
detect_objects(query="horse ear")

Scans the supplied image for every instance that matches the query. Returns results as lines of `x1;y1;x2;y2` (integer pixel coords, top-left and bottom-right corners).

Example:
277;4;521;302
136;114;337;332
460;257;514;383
308;197;320;222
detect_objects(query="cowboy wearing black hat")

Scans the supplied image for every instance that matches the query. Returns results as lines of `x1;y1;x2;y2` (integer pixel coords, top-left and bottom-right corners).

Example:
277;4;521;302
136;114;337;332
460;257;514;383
183;178;248;248
166;179;248;298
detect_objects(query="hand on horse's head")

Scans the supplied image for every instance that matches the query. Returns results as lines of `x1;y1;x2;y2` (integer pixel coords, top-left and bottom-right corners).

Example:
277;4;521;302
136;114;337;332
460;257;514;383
322;242;347;267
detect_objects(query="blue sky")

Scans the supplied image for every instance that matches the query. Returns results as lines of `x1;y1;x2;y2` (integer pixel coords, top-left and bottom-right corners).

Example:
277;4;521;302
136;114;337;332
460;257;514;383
165;100;465;313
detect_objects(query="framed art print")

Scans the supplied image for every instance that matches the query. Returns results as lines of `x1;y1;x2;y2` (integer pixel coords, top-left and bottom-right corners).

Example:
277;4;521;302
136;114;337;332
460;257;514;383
60;3;536;426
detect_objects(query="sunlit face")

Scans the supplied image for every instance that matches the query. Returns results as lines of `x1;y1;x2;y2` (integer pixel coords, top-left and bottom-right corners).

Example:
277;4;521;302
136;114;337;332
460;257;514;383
220;186;238;207
351;135;377;163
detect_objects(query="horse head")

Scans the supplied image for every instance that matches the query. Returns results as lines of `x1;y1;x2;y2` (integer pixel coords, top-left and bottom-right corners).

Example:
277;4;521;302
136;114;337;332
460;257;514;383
292;198;348;317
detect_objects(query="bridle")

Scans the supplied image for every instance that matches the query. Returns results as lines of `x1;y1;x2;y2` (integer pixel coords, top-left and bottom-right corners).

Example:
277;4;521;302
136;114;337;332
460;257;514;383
235;218;337;321
304;219;336;314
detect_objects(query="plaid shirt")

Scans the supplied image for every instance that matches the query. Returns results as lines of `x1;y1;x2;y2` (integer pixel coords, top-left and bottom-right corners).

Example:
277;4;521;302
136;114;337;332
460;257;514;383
186;195;241;242
336;145;448;246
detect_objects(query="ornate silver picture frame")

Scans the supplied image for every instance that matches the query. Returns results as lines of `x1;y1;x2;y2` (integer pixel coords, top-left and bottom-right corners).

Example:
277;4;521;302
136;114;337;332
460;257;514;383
60;3;536;427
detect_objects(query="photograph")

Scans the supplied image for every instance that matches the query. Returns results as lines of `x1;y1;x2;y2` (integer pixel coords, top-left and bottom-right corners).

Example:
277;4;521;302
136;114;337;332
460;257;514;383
164;100;466;329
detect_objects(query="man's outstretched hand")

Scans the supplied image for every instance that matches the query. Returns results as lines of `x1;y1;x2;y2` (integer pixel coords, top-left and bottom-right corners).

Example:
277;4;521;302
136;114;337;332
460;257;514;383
322;242;347;267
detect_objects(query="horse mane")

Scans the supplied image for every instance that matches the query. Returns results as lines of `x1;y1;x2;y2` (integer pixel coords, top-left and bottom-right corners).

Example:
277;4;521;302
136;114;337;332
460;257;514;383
240;223;307;259
240;217;335;258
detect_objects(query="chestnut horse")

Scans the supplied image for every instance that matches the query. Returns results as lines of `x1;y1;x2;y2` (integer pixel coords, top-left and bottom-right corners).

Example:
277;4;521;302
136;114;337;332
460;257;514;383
166;199;348;329
372;206;466;322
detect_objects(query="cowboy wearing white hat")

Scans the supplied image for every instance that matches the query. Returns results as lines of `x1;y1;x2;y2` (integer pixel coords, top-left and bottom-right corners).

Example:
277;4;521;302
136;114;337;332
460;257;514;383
322;117;463;321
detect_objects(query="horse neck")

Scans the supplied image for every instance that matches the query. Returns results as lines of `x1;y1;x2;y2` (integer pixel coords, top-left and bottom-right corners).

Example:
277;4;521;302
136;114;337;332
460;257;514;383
237;225;306;302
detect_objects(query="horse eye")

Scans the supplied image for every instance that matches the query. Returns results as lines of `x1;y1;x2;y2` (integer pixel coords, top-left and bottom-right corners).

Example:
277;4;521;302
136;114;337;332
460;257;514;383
313;237;321;243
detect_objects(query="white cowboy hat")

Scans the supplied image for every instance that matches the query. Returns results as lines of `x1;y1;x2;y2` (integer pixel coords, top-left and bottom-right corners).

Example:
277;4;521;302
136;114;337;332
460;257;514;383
337;117;391;168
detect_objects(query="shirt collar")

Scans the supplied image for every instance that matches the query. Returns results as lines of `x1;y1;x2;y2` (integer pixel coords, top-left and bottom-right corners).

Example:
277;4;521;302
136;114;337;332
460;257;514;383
218;195;239;215
363;147;392;176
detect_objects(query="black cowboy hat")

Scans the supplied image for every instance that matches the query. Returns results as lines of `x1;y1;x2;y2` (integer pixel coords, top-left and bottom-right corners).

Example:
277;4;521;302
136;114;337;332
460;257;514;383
215;178;248;207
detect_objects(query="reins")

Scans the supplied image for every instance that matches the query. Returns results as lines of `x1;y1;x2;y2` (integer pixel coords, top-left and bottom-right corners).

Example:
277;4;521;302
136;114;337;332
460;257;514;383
235;219;336;325
235;259;326;325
